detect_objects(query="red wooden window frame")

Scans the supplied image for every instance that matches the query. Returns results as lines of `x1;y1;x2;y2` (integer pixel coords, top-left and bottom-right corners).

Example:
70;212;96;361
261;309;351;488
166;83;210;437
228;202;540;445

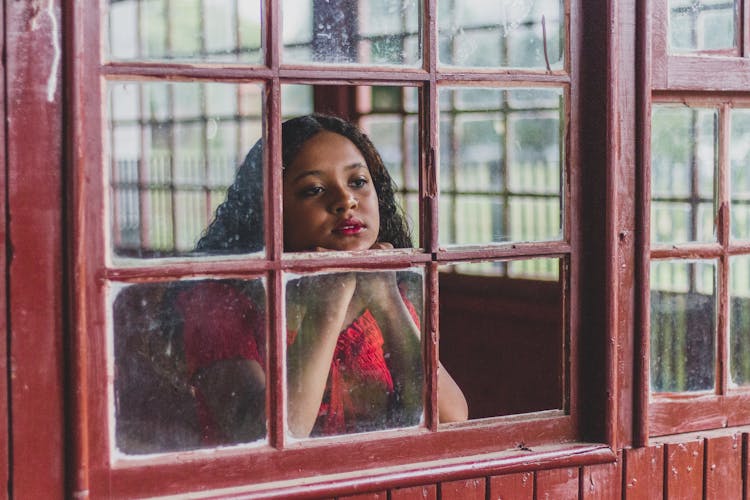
640;0;750;439
66;0;619;497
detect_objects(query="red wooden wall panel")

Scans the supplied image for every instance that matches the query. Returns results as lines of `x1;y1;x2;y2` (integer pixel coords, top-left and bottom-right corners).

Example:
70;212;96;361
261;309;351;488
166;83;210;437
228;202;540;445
0;0;7;493
581;458;622;499
705;434;742;500
390;484;437;499
489;472;533;500
440;478;486;500
623;445;664;500
535;467;580;500
6;1;65;498
338;492;386;500
664;440;703;500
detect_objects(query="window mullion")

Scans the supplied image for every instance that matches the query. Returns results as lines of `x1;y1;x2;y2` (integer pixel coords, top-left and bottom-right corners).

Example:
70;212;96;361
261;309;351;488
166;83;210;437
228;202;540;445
718;103;731;395
423;0;439;430
743;0;750;57
266;77;284;447
425;262;439;430
266;0;285;448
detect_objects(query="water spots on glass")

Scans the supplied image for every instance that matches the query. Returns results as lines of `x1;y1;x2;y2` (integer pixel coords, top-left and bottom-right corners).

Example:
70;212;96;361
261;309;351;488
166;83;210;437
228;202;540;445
283;0;421;65
438;0;563;69
669;0;737;53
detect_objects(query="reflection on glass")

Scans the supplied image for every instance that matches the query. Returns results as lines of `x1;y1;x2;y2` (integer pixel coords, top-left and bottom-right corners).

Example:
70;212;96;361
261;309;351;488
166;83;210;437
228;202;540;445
108;81;263;258
669;0;737;53
112;278;267;454
439;258;564;420
107;0;262;62
439;87;563;246
650;260;716;392
731;109;750;240
285;269;424;437
282;0;420;65
730;255;750;386
438;0;564;69
651;106;717;244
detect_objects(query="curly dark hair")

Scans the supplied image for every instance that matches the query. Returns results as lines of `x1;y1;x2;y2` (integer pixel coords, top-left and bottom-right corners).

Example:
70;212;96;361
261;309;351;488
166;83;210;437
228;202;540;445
196;113;412;253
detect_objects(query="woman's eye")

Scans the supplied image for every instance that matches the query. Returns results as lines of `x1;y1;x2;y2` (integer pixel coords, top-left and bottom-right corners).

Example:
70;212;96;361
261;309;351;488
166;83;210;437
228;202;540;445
301;186;324;197
351;177;368;188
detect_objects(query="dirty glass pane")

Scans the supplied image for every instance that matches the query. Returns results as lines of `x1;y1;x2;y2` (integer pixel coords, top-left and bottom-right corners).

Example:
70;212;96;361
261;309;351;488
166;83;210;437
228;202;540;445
669;0;737;53
438;0;564;69
651;106;717;244
439;87;563;246
107;0;262;63
730;255;750;387
107;81;264;259
439;258;564;421
285;269;423;437
730;109;750;240
112;278;267;454
650;260;716;393
282;0;420;65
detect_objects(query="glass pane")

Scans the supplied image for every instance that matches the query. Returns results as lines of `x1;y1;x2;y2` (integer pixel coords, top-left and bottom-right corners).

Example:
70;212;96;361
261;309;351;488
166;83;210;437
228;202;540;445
112;278;267;454
438;0;564;69
731;109;750;240
107;0;262;63
651;106;717;244
280;86;420;250
282;0;421;66
439;87;563;246
439;258;564;421
285;269;424;437
650;260;716;393
730;255;750;386
108;81;264;259
669;0;737;53
281;85;315;119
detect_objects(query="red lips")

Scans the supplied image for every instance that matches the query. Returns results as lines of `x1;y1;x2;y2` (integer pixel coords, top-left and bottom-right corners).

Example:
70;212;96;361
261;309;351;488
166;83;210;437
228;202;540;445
333;217;365;235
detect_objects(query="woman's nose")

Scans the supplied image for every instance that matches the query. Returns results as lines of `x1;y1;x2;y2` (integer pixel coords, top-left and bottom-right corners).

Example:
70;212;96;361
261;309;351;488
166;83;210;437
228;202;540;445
330;187;357;213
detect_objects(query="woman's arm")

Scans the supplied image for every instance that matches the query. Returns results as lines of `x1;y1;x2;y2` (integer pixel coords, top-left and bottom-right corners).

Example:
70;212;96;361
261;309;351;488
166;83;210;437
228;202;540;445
354;271;423;423
355;252;468;424
438;361;468;422
285;272;356;437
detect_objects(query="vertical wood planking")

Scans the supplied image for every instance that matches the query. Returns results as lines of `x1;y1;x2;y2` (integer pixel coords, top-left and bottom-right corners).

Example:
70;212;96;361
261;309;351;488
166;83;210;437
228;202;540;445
705;434;742;500
624;445;664;500
6;1;65;498
390;484;437;500
581;458;622;499
0;0;8;493
338;492;387;500
664;440;703;500
743;432;749;500
535;467;580;500
489;472;533;500
440;478;486;500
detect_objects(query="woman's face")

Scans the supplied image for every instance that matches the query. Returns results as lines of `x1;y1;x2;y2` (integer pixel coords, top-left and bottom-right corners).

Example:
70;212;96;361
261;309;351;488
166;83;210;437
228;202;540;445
283;131;380;252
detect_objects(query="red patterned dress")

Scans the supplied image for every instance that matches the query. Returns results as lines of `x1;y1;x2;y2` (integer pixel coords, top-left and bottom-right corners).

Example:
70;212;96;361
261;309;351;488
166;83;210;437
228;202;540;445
177;280;417;440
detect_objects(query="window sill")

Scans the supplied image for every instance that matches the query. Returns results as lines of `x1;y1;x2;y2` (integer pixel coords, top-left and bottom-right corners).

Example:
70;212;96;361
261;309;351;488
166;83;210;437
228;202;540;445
152;442;614;499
